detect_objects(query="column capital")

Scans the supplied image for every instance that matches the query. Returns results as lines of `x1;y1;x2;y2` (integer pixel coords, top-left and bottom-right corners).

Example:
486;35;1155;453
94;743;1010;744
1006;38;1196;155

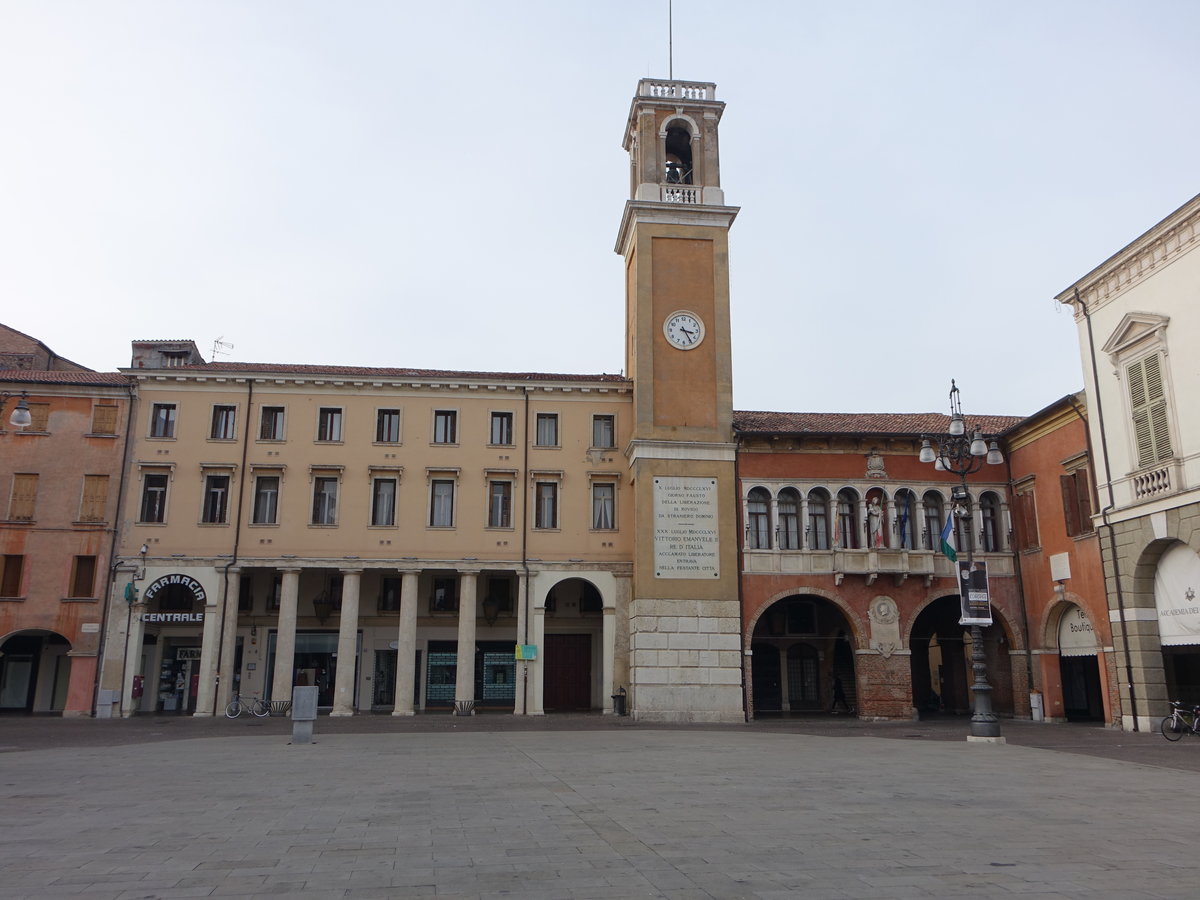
279;566;303;575
339;567;364;576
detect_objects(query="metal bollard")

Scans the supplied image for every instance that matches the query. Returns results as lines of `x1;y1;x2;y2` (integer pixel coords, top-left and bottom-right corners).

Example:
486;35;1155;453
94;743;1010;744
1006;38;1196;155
291;685;318;744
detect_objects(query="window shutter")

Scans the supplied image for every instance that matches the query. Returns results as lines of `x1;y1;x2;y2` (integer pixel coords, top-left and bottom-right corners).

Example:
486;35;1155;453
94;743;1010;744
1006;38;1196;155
80;475;109;522
1076;469;1093;533
1060;474;1079;537
91;405;118;435
10;474;38;520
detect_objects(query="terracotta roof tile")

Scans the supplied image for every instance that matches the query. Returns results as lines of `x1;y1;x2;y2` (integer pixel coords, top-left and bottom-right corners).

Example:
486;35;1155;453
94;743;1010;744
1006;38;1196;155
128;361;630;384
0;369;128;387
733;410;1023;435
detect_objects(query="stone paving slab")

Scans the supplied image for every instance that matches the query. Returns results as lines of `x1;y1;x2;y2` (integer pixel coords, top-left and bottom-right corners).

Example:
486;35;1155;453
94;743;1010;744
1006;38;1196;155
2;728;1200;898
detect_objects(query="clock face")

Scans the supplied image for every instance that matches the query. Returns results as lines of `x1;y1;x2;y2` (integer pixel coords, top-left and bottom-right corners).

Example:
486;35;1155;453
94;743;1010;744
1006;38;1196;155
663;311;705;350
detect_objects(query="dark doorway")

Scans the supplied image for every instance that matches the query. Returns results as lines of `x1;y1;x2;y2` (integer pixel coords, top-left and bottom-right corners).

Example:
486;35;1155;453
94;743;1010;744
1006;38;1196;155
751;641;782;712
544;634;591;710
910;595;1013;718
1059;655;1104;721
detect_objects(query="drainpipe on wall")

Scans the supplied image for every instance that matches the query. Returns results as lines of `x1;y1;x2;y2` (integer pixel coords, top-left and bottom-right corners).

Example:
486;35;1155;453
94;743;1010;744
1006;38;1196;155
94;379;137;717
520;383;532;713
1076;287;1139;730
1002;447;1036;710
211;379;253;716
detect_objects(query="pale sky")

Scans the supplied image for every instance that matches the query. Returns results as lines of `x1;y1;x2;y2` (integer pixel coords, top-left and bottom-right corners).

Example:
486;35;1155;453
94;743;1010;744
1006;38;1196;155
2;1;1198;418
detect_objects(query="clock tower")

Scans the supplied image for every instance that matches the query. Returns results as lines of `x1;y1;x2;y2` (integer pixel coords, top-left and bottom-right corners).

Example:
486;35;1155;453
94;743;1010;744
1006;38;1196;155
615;79;742;722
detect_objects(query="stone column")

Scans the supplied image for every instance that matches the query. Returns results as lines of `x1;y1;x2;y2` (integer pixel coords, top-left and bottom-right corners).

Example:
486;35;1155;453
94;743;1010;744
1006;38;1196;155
193;584;224;717
602;604;616;714
330;568;361;716
392;570;420;716
779;646;791;710
800;495;810;549
216;566;241;712
121;601;147;717
271;568;301;704
529;602;546;715
514;571;529;715
453;572;477;714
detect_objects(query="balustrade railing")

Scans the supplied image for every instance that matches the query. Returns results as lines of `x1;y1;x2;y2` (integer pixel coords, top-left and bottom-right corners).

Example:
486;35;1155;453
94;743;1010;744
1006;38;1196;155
1132;465;1173;499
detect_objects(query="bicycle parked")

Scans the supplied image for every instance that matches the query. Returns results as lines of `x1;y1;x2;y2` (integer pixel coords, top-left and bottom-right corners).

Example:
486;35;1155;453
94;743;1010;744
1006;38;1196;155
225;692;270;719
1160;700;1200;741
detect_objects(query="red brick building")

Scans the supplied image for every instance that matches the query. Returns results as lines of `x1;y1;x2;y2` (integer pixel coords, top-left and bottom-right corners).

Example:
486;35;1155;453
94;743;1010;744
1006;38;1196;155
734;410;1027;720
1;345;131;715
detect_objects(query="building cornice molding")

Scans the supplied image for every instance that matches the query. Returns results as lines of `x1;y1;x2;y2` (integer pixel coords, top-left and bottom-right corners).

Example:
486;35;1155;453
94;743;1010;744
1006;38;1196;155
615;201;740;256
1056;193;1200;315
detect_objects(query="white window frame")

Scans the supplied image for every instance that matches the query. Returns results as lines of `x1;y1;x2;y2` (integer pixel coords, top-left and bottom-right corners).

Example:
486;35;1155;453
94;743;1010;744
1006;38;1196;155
259;406;286;441
149;403;176;439
591;481;616;530
311;472;340;526
375;408;402;444
535;413;559;448
433;409;458;445
210;405;237;441
138;468;172;524
429;478;456;528
200;471;232;525
316;407;344;443
251;472;281;525
490;411;514;446
534;481;559;530
488;479;513;529
591;414;616;449
370;476;398;527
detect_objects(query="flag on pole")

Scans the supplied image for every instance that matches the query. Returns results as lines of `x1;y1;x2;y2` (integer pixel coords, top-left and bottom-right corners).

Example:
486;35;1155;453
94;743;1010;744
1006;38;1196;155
939;510;957;562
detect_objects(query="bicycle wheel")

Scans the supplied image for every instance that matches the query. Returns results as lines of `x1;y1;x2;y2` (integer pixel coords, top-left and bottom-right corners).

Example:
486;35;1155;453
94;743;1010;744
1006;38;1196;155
225;699;242;719
1162;715;1184;741
251;698;270;718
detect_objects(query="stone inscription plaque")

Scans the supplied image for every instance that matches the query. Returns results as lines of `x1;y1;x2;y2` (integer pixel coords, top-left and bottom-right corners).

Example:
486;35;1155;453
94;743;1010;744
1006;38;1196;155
654;477;720;579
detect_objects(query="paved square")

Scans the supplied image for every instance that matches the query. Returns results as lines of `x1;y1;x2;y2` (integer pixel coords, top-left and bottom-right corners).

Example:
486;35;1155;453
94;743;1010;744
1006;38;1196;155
2;726;1198;898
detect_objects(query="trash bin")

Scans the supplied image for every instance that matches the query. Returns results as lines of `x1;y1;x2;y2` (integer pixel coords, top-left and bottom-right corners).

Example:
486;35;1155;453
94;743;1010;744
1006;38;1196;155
1030;690;1044;722
611;686;627;717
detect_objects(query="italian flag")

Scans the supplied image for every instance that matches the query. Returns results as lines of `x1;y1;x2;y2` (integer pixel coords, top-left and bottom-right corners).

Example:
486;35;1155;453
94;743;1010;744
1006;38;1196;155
940;511;957;562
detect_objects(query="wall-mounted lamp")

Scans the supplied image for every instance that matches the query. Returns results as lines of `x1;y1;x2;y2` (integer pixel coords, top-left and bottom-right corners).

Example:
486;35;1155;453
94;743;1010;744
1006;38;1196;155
0;391;32;429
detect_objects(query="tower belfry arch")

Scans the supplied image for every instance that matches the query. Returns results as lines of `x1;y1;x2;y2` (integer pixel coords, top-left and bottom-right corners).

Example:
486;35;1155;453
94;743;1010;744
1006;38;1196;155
616;79;743;722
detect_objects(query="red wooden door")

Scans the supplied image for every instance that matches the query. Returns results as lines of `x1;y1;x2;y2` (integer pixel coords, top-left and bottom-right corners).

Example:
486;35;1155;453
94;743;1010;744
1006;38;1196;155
543;634;591;710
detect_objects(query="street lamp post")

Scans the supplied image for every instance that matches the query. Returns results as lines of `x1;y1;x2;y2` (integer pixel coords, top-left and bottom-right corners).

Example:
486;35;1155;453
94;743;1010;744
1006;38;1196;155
918;380;1005;741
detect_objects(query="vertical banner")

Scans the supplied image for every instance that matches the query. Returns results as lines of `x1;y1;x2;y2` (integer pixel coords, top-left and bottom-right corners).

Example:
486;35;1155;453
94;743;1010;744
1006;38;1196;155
958;559;993;626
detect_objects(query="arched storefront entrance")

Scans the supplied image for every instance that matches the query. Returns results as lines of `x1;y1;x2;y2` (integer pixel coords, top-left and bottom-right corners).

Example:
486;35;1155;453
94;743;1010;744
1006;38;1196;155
1054;603;1105;722
0;630;72;713
542;578;603;711
910;595;1014;718
1155;543;1200;707
749;594;856;716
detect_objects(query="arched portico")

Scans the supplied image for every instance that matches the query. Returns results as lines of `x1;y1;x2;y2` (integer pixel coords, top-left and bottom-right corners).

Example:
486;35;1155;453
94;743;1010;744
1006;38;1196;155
746;591;860;718
0;629;73;713
909;595;1016;718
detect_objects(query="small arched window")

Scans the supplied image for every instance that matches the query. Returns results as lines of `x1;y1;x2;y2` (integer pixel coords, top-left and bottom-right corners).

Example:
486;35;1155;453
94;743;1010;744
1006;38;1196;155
894;488;917;550
979;491;1001;552
747;487;771;550
664;125;694;184
778;488;801;550
922;491;945;551
836;488;860;549
807;488;830;550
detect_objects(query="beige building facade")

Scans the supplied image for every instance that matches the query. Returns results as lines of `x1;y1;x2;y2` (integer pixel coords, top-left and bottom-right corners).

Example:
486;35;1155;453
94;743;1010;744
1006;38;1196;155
99;341;634;717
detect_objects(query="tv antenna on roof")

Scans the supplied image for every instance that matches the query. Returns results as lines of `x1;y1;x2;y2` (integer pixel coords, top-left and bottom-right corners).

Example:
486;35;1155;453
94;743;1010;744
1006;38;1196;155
210;337;234;361
668;0;674;81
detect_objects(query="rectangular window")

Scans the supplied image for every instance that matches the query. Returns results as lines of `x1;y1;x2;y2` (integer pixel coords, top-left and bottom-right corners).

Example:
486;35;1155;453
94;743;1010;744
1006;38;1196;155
490;412;514;446
9;473;38;521
1012;487;1039;551
592;415;615;449
317;407;343;442
251;475;280;524
201;474;231;524
535;413;558;447
488;481;512;528
139;472;169;523
268;573;282;610
1128;353;1172;469
1062;469;1095;538
430;479;455;527
238;575;253;612
69;555;97;598
312;476;339;525
150;403;176;438
592;483;615;530
91;404;118;435
210;405;236;440
379;576;401;613
26;402;50;432
79;474;109;522
259;406;285;441
376;409;401;443
371;477;397;526
1;555;24;597
433;410;457;444
535;482;558;529
432;576;457;612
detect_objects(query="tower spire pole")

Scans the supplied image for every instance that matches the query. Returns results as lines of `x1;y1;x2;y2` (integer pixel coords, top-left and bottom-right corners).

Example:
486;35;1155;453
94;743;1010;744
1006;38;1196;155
668;0;673;81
